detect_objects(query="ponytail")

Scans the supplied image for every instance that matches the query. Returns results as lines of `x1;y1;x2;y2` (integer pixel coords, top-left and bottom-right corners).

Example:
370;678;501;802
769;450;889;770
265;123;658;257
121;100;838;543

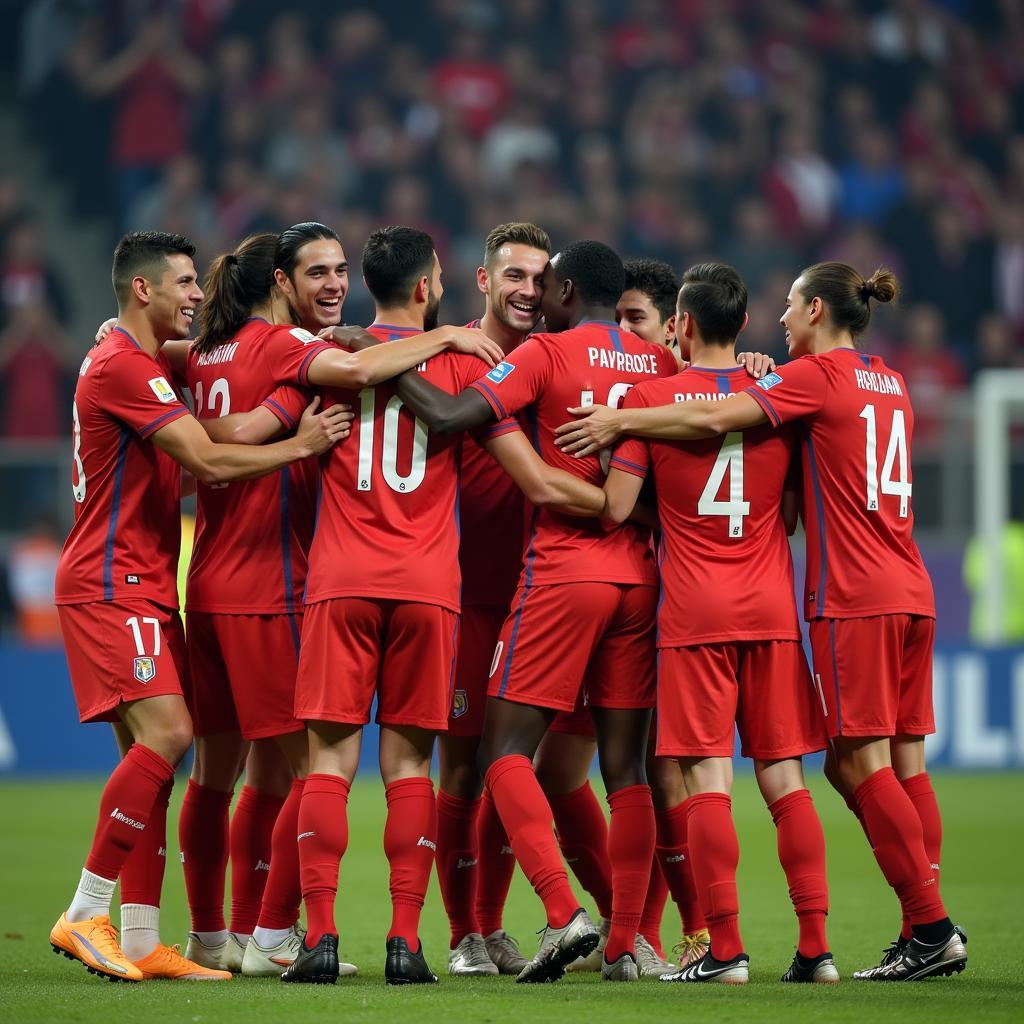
798;261;899;337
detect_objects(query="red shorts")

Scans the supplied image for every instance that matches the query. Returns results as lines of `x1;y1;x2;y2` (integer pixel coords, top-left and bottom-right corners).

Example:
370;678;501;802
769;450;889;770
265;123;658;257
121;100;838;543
448;605;507;737
58;600;189;724
809;615;935;738
296;598;458;731
488;582;657;713
656;640;826;760
187;612;304;740
548;691;596;738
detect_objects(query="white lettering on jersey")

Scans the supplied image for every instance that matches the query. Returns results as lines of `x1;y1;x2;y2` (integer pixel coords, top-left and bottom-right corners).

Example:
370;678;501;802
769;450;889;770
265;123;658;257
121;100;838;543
586;347;659;375
195;341;240;366
854;368;903;396
674;392;733;403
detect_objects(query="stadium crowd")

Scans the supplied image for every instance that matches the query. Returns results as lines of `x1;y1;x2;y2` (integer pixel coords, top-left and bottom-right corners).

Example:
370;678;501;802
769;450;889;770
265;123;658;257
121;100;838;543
5;0;1024;435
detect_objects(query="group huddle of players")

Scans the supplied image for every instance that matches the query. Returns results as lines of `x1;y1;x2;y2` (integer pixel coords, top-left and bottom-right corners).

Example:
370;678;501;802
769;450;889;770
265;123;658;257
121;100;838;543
47;217;967;989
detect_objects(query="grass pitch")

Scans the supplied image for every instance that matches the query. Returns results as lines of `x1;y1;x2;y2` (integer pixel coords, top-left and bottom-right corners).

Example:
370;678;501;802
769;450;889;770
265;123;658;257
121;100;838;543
1;772;1021;1023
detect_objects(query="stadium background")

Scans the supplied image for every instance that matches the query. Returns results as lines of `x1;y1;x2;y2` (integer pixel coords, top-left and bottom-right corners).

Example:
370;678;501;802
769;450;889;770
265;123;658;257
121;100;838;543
0;0;1021;1019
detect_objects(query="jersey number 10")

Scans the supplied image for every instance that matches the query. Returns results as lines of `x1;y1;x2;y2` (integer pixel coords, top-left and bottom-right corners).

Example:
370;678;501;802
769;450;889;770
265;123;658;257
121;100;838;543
356;388;428;494
859;404;911;518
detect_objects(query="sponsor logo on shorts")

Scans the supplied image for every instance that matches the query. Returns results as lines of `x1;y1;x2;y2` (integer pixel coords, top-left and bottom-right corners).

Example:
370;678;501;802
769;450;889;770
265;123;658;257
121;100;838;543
486;361;515;384
110;807;145;830
417;836;437;851
756;371;783;391
133;656;156;684
452;689;468;718
255;859;271;872
148;376;177;403
457;858;478;869
489;642;504;679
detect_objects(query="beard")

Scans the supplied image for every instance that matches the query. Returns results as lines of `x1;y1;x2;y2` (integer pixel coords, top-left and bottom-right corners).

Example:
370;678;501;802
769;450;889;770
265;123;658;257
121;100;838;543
423;290;440;332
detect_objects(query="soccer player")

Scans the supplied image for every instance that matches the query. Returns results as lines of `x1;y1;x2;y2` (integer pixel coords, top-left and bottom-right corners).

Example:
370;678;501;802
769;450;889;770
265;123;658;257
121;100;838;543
617;257;679;355
390;240;677;983
556;261;966;983
50;230;348;983
281;227;607;986
598;263;834;984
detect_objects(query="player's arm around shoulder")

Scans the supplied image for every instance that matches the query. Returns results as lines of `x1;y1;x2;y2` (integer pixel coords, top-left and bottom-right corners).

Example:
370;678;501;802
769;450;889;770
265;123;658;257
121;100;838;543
483;430;605;517
150;397;349;485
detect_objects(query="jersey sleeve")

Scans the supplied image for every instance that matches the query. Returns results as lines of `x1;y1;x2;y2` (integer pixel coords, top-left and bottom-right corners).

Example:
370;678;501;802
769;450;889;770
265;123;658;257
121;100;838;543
744;357;828;427
450;351;522;443
260;385;311;431
655;345;678;378
608;385;650;478
263;325;333;388
102;348;190;439
468;336;551;419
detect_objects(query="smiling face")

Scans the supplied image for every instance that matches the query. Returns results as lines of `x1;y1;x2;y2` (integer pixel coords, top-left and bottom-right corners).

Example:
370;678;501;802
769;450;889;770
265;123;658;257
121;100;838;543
149;253;203;340
780;275;814;357
617;288;673;346
276;238;349;331
479;243;549;335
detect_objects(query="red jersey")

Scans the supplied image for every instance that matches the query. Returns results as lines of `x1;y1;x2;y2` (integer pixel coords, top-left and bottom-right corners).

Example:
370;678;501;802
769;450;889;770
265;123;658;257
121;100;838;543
458;320;527;609
469;320;676;587
745;348;935;620
611;366;801;647
304;324;518;612
55;327;190;607
184;318;328;614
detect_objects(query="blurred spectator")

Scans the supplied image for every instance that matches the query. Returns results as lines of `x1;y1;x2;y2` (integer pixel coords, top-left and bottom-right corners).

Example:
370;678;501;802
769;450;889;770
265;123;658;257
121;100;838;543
431;26;509;138
838;124;906;223
763;120;840;241
127;155;219;255
0;216;71;330
6;513;61;645
722;197;798;295
993;203;1024;332
975;313;1023;371
963;515;1024;644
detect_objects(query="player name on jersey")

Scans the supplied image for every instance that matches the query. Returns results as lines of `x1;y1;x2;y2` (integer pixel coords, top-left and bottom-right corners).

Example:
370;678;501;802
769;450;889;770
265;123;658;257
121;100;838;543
586;347;661;374
854;367;903;395
194;341;240;366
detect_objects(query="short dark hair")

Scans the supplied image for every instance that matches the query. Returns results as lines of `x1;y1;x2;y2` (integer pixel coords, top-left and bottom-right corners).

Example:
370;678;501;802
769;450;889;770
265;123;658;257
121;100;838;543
362;226;436;305
623;258;680;324
484;222;551;266
678;262;748;344
552;240;624;307
275;221;340;281
112;230;195;305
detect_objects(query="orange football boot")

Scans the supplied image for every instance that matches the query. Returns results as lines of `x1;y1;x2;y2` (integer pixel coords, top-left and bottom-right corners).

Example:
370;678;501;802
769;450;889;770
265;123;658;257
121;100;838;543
132;943;233;980
50;913;143;982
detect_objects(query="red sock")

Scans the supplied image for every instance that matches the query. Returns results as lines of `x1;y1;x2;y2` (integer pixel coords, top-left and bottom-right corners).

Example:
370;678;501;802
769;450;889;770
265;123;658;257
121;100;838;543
855;768;946;926
436;790;481;946
476;787;517;936
656;799;707;934
484;755;578;928
768;789;830;958
899;772;943;939
686;793;743;961
229;786;285;935
639;853;668;956
120;777;172;906
839;785;872;843
298;773;350;947
549;781;613;920
178;780;232;932
384;777;437;945
84;744;176;881
256;778;305;931
605;785;655;963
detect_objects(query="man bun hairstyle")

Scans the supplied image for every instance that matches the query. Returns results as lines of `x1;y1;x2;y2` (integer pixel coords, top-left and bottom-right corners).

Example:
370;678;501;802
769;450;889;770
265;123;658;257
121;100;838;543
798;262;899;337
362;225;436;306
552;239;625;308
196;232;277;354
275;221;340;282
623;257;680;324
678;262;747;344
112;230;195;306
483;222;551;266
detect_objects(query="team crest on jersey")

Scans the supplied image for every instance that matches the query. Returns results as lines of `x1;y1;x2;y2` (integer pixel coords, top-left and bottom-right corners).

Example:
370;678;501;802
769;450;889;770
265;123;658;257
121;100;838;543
452;689;468;719
756;372;783;391
148;377;176;403
486;361;516;384
133;657;156;683
290;327;319;345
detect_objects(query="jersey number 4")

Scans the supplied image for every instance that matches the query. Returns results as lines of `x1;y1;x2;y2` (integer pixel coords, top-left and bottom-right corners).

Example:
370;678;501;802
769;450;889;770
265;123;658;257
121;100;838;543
698;432;750;538
356;389;428;493
859;404;911;518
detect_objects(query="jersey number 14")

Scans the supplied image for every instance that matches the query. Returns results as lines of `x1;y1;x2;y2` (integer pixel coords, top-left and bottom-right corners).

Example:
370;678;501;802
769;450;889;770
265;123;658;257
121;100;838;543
859;404;911;518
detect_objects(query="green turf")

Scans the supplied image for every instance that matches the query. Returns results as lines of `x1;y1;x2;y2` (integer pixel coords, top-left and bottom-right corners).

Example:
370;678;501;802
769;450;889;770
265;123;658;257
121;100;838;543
1;772;1021;1022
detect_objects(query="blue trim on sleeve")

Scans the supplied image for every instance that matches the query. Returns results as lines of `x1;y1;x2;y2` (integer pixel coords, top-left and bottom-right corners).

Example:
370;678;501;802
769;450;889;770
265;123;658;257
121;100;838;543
473;380;508;419
265;398;296;429
139;406;185;437
746;385;782;427
102;428;132;600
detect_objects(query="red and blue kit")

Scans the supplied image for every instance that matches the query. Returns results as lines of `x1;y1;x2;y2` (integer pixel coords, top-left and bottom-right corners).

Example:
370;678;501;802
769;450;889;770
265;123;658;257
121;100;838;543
612;366;825;758
56;327;191;722
184;318;329;740
295;324;517;729
744;348;937;737
469;320;675;712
